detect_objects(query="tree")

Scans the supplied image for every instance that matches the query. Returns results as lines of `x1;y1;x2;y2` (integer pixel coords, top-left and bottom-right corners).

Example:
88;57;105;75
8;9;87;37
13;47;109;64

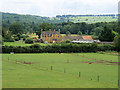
78;31;82;35
9;23;23;34
70;24;78;34
113;34;120;52
36;31;41;39
39;23;52;31
29;28;33;34
66;31;71;36
36;23;52;38
86;24;95;35
99;26;115;42
80;22;87;34
92;27;103;36
2;28;13;42
17;33;21;40
62;25;71;34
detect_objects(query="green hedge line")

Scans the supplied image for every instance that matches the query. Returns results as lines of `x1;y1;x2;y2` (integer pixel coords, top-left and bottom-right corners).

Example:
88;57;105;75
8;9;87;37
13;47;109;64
2;43;116;53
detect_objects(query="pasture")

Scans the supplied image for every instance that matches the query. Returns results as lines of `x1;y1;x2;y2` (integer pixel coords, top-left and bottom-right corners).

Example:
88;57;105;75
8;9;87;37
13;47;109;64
3;41;51;46
62;16;118;23
2;53;118;88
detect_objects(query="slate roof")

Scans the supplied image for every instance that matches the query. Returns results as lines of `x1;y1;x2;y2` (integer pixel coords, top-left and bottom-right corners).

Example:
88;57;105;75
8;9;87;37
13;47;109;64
63;35;93;41
41;31;60;36
63;36;83;41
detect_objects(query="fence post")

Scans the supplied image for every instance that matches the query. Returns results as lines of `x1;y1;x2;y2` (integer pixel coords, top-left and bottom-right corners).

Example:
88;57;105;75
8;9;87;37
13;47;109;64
98;75;99;82
79;72;80;78
118;80;119;88
64;68;66;73
51;66;52;71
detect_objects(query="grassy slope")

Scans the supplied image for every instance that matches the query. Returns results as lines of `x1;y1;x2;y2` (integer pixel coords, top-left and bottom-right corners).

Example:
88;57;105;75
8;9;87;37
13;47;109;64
2;12;118;24
3;41;51;46
70;16;117;23
2;53;118;88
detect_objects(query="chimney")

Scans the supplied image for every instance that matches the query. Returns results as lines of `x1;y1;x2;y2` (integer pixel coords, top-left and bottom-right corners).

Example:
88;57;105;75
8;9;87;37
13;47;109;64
40;29;43;39
58;29;60;34
41;29;43;33
68;34;71;36
54;29;56;34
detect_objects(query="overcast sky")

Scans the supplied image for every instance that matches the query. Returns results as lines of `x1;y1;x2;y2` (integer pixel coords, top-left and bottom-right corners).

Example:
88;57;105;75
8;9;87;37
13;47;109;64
0;0;120;17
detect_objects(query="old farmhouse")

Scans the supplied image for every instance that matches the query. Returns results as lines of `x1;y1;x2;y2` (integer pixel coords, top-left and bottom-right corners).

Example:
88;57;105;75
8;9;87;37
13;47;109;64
40;29;94;43
40;29;62;43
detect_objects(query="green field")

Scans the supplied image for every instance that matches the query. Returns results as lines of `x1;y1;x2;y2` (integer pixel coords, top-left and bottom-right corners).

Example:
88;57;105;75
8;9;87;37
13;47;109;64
3;41;51;46
2;53;118;88
56;16;118;23
2;12;118;24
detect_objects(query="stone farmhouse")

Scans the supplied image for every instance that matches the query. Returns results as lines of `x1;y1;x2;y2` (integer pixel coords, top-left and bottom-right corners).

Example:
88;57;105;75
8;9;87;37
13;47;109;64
40;29;62;43
40;29;94;43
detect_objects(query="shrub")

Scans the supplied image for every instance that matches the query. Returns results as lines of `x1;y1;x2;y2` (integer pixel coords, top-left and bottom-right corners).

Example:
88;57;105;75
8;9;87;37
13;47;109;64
25;38;33;44
13;35;18;38
30;44;40;48
97;44;115;51
113;35;120;52
14;37;19;41
40;39;44;43
65;39;71;43
21;35;29;38
4;38;14;42
22;35;29;41
23;37;26;41
17;34;21;40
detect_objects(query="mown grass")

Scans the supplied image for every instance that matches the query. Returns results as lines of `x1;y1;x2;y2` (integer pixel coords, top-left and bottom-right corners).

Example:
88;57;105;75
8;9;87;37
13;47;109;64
3;41;52;46
2;53;118;88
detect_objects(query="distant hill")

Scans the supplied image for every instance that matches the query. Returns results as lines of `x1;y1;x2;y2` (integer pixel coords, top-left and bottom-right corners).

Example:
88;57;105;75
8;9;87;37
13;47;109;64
1;12;118;24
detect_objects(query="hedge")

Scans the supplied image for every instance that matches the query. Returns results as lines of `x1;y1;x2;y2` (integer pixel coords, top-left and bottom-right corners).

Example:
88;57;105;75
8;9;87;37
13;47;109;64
97;45;116;51
2;43;116;53
25;38;33;44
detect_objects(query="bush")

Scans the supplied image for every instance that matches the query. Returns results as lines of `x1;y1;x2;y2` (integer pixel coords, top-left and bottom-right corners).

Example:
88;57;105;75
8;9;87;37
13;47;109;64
17;34;21;40
97;45;115;51
40;39;44;43
22;35;29;41
14;37;19;41
21;35;29;38
13;35;18;38
23;37;26;41
4;38;14;42
30;44;40;48
113;35;120;52
25;38;33;44
65;39;71;43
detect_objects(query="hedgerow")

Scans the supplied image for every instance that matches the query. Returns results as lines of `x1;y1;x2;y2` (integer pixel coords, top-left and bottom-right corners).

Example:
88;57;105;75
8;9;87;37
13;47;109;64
2;43;116;53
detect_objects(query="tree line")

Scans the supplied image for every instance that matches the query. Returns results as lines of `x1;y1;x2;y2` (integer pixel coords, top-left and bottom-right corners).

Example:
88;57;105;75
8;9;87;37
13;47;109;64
2;20;119;42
